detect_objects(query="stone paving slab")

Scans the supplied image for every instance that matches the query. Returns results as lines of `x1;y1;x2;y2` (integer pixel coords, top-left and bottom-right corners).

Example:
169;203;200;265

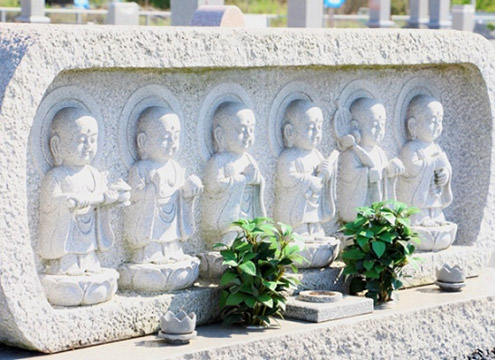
284;294;373;323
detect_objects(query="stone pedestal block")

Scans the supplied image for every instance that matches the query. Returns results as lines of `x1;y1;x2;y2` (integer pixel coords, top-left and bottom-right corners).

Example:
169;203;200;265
287;0;323;28
452;5;475;32
408;0;428;28
428;0;452;29
15;0;50;23
171;0;224;26
368;0;394;28
106;2;139;26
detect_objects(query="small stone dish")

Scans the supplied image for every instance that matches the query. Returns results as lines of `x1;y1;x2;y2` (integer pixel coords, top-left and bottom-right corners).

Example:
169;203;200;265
297;290;343;303
158;310;197;345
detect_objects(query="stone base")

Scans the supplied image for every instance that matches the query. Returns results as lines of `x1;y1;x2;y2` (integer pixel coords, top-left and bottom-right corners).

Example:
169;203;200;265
297;237;340;269
413;222;458;252
285;294;373;323
197;251;227;280
157;330;197;345
118;256;200;292
39;268;119;307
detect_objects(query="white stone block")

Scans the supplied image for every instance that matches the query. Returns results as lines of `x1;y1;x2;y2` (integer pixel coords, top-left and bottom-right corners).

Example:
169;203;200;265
452;4;475;32
287;0;323;28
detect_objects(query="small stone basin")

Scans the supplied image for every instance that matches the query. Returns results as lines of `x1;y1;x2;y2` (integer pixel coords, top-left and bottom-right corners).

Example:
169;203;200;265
297;290;343;303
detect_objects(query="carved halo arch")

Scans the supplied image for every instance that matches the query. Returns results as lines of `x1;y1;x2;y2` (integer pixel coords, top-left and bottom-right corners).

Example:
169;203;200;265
268;81;323;156
30;85;105;175
332;79;381;144
393;76;441;147
196;82;255;162
118;84;184;169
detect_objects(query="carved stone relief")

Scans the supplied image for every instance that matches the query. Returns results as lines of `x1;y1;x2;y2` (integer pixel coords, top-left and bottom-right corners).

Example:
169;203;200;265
396;94;457;251
335;81;404;224
118;91;201;292
37;106;129;306
273;96;340;269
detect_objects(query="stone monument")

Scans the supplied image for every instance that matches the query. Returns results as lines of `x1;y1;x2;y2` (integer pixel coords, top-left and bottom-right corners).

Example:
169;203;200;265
337;97;404;224
199;101;265;278
38;107;130;306
119;106;201;292
274;99;340;268
397;95;457;251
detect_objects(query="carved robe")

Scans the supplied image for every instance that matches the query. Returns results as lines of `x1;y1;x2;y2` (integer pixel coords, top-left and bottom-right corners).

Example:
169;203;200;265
124;159;195;249
202;152;266;242
274;148;336;234
38;165;114;260
397;141;453;225
337;145;390;224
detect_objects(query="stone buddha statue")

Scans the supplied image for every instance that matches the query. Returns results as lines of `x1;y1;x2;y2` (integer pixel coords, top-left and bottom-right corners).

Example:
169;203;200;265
337;98;404;224
274;99;340;269
198;101;265;279
38;107;130;306
119;106;202;292
201;101;266;248
397;95;456;251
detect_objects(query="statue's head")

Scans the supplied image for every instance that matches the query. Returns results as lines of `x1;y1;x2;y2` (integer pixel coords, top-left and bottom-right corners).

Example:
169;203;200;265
213;102;255;154
136;106;181;161
283;100;323;150
406;95;443;142
50;107;98;167
350;98;385;146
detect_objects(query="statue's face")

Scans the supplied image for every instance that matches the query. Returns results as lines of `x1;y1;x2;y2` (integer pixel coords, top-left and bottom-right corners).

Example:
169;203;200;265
359;104;385;146
414;102;443;142
292;107;323;150
147;114;181;161
224;109;255;154
60;116;98;167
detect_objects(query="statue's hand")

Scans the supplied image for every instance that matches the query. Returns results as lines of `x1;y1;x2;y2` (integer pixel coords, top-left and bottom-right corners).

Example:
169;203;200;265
183;174;204;199
67;195;89;209
369;167;382;183
103;189;119;204
317;160;331;179
386;158;405;178
435;168;449;186
340;134;356;149
243;163;260;185
109;179;132;205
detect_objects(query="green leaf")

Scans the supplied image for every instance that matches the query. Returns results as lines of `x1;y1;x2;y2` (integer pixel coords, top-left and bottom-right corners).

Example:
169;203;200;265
364;269;380;279
220;249;237;262
220;271;239;286
358;230;374;238
226;292;245;306
372;241;386;258
356;236;370;249
379;232;395;243
343;266;357;275
397;217;410;227
263;281;278;291
363;260;374;271
382;213;396;224
392;278;403;290
213;242;228;249
257;294;274;308
244;295;257;308
342;248;366;260
239;261;256;276
365;279;381;292
233;241;252;253
223;259;238;267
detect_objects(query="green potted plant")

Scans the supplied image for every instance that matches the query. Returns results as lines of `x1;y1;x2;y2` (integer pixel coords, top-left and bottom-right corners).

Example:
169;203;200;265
341;201;420;304
214;217;305;328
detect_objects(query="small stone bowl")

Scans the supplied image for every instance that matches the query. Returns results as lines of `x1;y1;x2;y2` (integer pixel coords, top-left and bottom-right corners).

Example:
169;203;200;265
158;310;197;345
297;290;343;303
436;264;465;284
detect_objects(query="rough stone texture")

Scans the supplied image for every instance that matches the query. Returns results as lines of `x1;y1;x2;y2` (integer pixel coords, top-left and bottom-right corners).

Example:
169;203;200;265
285;294;373;323
1;25;495;352
3;271;495;359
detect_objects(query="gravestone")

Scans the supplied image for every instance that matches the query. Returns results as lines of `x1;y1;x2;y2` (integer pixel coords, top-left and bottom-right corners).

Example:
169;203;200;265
428;0;452;29
287;0;323;28
106;2;139;26
408;0;428;28
190;5;245;27
368;0;394;28
15;0;50;23
171;0;224;26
